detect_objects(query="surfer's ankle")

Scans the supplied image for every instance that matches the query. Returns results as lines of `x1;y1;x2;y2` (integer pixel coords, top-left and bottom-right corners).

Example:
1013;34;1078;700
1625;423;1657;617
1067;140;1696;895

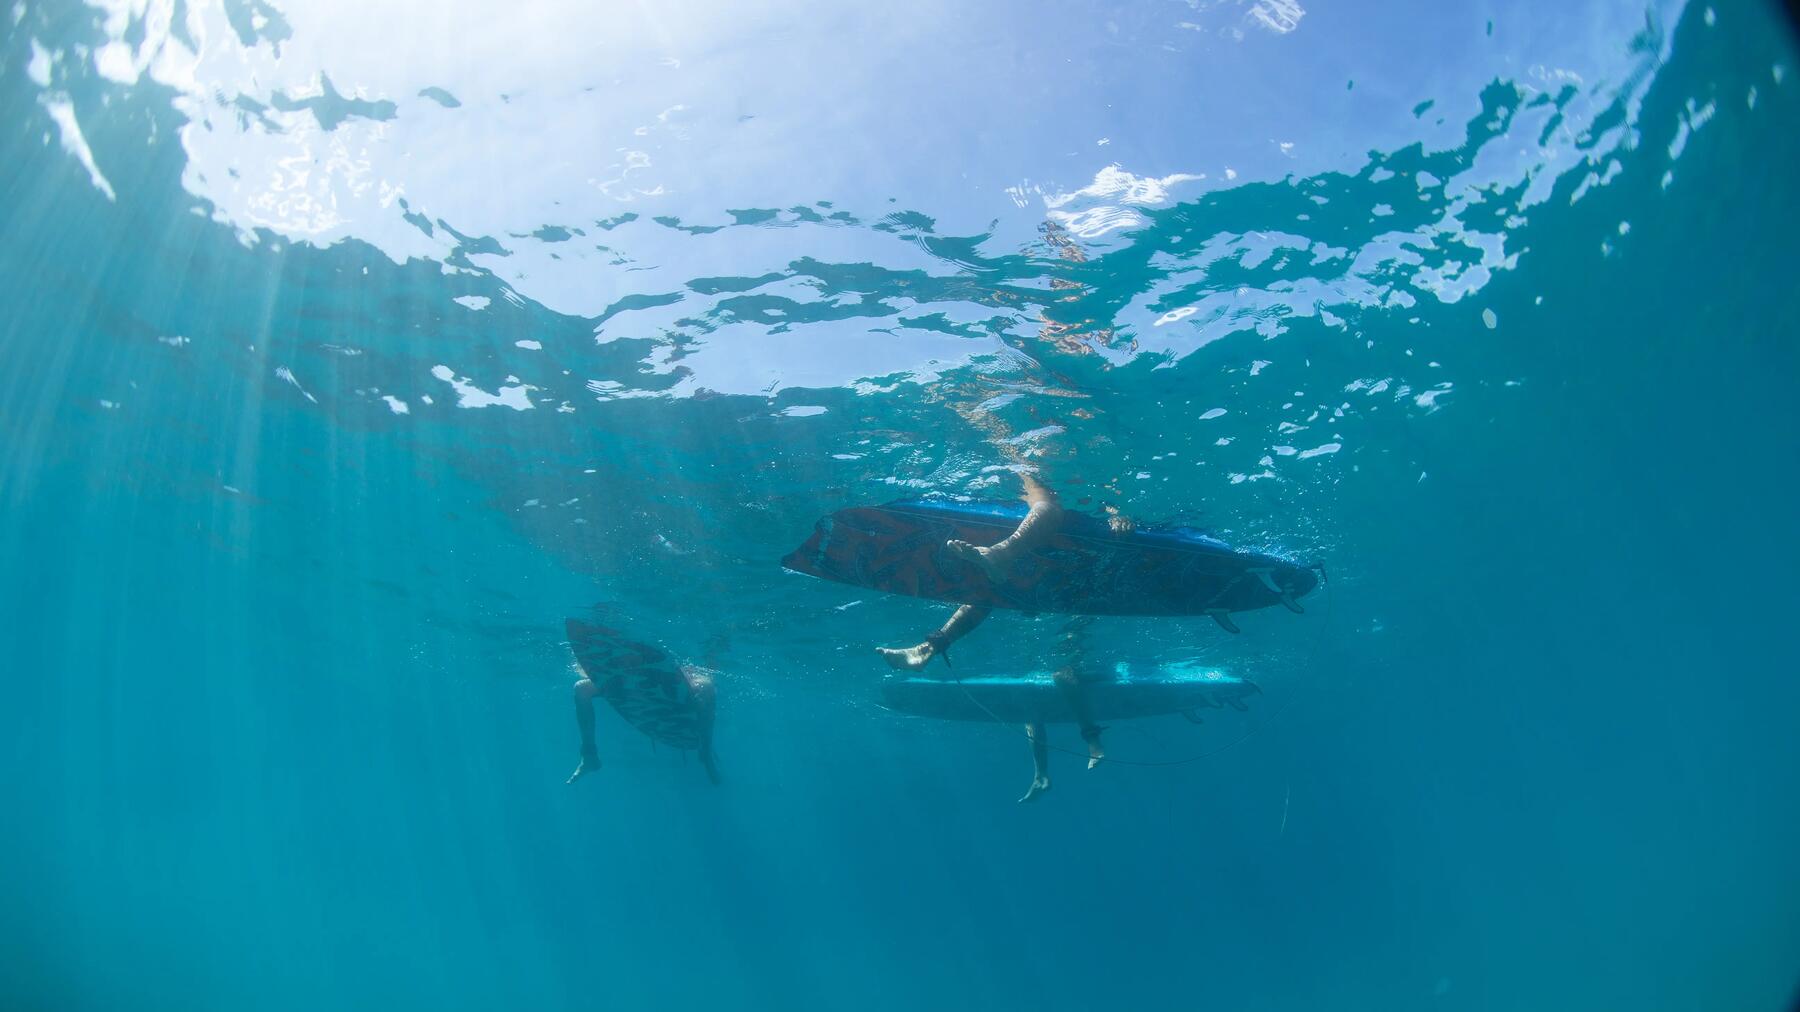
567;751;600;784
1082;728;1105;769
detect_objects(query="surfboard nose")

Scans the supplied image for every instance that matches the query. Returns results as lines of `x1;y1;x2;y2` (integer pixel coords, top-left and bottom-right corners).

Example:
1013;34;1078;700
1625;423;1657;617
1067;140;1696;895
780;528;827;576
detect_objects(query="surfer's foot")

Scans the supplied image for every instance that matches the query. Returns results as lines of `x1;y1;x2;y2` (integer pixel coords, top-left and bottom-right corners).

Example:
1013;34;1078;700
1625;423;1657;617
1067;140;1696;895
566;749;601;784
1018;775;1052;803
945;538;1009;582
877;642;935;671
1083;729;1106;770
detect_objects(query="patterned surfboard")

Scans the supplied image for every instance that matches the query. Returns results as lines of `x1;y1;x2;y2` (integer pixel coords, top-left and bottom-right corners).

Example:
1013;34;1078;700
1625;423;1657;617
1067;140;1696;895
783;499;1317;617
566;618;715;751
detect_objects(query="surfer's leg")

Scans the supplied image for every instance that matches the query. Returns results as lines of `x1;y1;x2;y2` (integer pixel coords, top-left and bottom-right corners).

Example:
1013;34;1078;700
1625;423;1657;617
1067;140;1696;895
690;670;723;786
567;678;602;784
945;474;1064;581
878;604;991;670
1080;725;1106;770
1054;666;1105;770
1019;723;1052;802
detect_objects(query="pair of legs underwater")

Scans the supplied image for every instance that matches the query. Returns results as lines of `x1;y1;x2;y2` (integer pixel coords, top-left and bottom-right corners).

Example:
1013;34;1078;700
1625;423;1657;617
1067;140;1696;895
874;474;1107;798
1020;664;1106;802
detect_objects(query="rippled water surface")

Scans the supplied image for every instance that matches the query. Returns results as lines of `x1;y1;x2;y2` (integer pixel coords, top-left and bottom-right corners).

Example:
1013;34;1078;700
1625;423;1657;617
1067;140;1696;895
4;1;1799;1009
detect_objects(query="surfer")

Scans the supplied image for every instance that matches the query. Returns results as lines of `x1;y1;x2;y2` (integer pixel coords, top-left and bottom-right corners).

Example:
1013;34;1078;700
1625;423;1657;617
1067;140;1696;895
565;618;722;785
875;475;1127;772
862;221;1192;785
874;220;1136;676
874;472;1068;671
568;667;720;784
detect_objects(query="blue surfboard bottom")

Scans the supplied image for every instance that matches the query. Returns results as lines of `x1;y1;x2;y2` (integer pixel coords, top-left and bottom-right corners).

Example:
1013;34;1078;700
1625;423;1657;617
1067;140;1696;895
880;662;1258;724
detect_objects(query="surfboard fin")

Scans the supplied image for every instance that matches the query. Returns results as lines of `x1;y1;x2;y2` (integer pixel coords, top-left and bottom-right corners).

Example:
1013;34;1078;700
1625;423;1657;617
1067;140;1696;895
1182;709;1207;724
1280;592;1304;614
1209;610;1240;634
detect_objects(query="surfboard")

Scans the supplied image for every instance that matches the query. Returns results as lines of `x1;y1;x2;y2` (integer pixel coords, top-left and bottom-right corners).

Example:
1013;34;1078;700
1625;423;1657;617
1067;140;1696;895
565;618;715;751
782;499;1317;619
880;661;1257;724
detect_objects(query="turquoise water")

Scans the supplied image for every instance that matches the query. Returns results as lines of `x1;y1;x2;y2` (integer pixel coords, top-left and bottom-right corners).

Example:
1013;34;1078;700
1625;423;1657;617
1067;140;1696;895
4;1;1799;1008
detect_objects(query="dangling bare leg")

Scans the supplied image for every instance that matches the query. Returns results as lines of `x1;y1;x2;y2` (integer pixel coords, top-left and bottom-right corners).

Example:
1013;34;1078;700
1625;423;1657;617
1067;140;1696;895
945;473;1064;582
566;678;603;783
1019;722;1052;802
1054;665;1106;769
1080;725;1106;770
878;603;991;670
687;668;722;785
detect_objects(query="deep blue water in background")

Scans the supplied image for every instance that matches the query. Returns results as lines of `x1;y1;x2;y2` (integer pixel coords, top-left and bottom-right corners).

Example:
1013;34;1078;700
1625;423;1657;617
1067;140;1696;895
4;1;1799;1009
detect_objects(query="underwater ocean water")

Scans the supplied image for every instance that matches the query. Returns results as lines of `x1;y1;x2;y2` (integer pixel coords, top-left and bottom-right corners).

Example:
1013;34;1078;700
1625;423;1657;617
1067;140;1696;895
4;0;1800;1008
